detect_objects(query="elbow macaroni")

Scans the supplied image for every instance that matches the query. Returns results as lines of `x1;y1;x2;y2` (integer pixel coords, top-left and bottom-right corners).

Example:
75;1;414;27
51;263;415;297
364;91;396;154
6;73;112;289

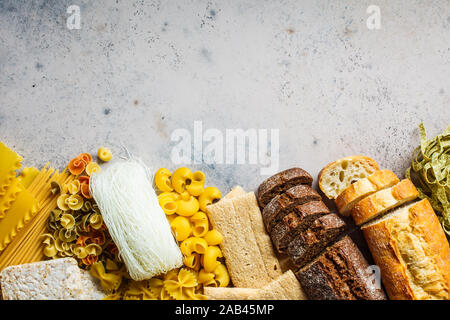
186;171;205;196
171;167;193;193
198;187;221;211
202;246;223;273
154;167;230;295
155;168;173;192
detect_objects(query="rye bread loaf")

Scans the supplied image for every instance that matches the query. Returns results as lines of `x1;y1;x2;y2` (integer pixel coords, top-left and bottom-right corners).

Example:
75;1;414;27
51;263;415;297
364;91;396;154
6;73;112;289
270;201;331;252
256;168;313;208
262;185;321;232
288;213;346;268
295;236;386;300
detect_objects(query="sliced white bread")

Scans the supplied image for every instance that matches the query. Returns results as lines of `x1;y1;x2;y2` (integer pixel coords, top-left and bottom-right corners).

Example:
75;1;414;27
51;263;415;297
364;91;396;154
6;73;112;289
351;179;419;225
318;155;379;199
335;169;400;216
361;199;450;300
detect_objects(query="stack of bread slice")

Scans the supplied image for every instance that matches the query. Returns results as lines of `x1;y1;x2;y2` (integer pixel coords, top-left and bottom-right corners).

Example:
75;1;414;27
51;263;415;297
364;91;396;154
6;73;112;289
256;168;386;300
204;186;306;300
319;155;450;300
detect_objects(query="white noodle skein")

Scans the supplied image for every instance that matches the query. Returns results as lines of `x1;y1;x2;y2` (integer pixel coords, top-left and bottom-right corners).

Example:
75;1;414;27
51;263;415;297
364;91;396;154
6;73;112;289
90;160;183;280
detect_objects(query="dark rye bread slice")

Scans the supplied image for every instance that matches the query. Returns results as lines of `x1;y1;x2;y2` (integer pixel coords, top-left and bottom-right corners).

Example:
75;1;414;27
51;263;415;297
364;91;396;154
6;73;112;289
262;185;321;232
270;201;330;253
256;168;313;208
287;213;346;268
295;236;386;300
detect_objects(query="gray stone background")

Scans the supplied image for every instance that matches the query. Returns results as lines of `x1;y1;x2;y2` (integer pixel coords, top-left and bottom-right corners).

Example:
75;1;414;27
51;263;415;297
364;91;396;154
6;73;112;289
0;0;449;194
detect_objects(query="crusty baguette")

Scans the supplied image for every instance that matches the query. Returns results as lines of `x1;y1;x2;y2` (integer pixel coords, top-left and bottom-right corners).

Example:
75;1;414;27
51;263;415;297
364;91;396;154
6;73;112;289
318;155;379;199
262;185;321;231
256;168;313;208
361;199;450;300
351;179;419;225
203;287;259;300
335;169;399;216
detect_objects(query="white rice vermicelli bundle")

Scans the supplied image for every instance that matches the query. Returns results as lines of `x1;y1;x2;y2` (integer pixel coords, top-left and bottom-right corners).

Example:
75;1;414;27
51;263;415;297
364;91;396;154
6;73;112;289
90;160;183;280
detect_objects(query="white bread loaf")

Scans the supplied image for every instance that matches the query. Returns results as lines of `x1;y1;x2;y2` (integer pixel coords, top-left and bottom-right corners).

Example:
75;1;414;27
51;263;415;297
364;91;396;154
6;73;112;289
351;179;419;225
318;155;379;199
335;170;400;216
361;199;450;300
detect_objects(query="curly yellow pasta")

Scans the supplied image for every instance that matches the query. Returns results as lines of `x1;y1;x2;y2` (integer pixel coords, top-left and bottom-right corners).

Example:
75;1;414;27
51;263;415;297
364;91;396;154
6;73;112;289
57;194;70;211
203;229;223;246
185;171;205;196
60;213;76;229
158;192;180;215
66;194;84;211
86;162;101;176
73;245;88;259
171;167;193;193
176;192;199;217
192;219;208;237
89;212;104;230
170;216;192;241
97;147;113;162
67;180;81;195
41;233;57;258
198;187;221;211
85;243;102;256
213;263;230;287
202;246;223;273
154;168;173;192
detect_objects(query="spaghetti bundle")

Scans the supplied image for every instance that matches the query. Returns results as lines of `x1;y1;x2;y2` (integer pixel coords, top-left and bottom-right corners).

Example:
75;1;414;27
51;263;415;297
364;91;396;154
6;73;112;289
90;160;182;280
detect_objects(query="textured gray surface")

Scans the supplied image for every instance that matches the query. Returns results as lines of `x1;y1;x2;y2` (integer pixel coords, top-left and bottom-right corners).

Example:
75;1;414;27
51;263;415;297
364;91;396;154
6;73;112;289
0;0;449;194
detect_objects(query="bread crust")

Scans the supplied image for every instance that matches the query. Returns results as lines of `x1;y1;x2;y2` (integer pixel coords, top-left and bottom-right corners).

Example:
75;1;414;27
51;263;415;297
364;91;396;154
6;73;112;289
287;213;346;267
270;201;330;253
318;155;379;199
262;185;321;232
295;236;386;300
256;168;313;208
361;199;450;300
351;179;419;225
336;170;399;216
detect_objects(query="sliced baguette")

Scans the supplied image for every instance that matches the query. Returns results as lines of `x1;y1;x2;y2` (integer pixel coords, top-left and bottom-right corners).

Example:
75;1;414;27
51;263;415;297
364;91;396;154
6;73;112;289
361;199;450;300
351;179;419;225
336;170;400;216
318;155;379;199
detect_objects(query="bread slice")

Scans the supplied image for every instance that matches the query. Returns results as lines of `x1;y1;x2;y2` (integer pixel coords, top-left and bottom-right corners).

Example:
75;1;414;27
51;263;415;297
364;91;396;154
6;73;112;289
0;258;85;300
318;155;379;199
203;287;259;300
262;185;321;231
205;194;272;288
222;185;246;200
247;270;307;300
351;179;419;225
336;170;399;216
287;213;346;268
232;192;282;280
270;201;331;253
256;168;313;208
361;199;450;300
295;236;386;300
